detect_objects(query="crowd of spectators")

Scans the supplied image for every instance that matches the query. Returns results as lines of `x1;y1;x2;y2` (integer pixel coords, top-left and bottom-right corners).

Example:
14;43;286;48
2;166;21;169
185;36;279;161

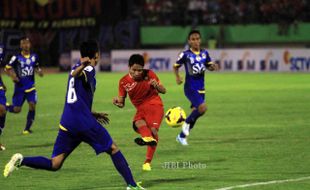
128;0;309;29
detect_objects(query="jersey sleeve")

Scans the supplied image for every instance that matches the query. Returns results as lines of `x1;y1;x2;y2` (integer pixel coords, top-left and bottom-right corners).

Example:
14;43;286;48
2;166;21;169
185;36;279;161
174;51;186;68
6;55;17;70
118;78;127;98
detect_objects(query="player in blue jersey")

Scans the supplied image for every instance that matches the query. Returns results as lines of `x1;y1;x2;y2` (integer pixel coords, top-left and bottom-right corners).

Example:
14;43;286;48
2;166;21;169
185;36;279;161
174;30;218;146
0;43;7;150
5;37;43;134
3;41;145;190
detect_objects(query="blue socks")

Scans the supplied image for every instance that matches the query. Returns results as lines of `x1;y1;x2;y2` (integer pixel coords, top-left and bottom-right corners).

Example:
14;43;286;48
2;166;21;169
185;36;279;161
22;156;53;170
25;110;35;131
111;151;136;187
185;109;202;124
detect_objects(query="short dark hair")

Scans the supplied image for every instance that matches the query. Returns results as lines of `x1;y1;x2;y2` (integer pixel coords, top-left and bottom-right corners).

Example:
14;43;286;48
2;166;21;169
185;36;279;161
20;36;30;42
80;41;98;59
188;30;201;39
128;54;144;67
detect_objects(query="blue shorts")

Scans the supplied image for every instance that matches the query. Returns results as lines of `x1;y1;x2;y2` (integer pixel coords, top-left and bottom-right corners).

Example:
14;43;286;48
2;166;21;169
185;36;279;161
12;89;37;107
0;89;6;106
184;88;205;109
52;123;113;158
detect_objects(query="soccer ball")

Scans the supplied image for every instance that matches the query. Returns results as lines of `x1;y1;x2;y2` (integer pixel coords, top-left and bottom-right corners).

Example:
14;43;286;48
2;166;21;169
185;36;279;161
165;107;186;128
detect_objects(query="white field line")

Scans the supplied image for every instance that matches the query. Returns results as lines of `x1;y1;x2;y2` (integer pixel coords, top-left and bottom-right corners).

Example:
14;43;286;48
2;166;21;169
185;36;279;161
215;176;310;190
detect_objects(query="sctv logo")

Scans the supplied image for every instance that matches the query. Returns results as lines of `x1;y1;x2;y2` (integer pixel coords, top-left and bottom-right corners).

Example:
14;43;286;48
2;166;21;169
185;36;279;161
284;50;310;71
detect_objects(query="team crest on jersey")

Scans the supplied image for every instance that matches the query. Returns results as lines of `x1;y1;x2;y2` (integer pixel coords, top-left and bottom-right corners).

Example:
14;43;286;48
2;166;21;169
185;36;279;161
26;59;31;64
123;82;137;92
196;56;201;62
202;53;206;59
31;56;36;62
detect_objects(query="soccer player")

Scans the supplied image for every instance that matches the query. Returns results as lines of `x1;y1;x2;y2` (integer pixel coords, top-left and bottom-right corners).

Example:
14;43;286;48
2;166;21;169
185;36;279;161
174;30;218;146
3;41;145;190
5;37;43;134
113;54;166;171
0;43;7;150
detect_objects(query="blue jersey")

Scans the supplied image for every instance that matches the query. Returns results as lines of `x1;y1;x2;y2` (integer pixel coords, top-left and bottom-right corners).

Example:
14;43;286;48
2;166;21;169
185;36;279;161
175;49;212;92
6;53;39;91
60;63;97;132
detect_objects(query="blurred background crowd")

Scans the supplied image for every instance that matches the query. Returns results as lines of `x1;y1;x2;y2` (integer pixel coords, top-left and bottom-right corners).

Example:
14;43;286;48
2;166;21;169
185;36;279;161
0;0;309;68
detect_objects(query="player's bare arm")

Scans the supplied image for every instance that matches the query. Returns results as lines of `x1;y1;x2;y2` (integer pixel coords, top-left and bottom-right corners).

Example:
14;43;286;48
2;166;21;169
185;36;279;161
149;79;166;94
71;57;91;77
5;68;19;83
113;96;125;108
207;62;219;71
35;67;44;77
173;65;183;85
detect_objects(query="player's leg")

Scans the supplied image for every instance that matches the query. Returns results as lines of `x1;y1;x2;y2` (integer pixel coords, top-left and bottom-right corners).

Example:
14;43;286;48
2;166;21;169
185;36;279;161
133;119;157;146
143;128;158;171
0;89;7;150
177;91;206;145
4;129;80;177
23;90;37;134
143;104;163;171
182;91;206;136
84;123;144;189
6;88;24;113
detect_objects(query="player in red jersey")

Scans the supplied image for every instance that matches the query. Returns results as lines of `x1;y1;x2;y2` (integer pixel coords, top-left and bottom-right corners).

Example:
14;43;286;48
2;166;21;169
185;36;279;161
113;54;166;171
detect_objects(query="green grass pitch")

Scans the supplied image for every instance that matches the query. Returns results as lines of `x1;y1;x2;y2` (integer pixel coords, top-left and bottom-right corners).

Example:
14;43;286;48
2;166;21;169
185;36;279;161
0;72;309;190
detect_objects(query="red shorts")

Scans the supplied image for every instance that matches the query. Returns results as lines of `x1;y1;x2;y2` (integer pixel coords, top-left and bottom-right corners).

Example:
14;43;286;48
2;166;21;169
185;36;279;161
133;104;164;130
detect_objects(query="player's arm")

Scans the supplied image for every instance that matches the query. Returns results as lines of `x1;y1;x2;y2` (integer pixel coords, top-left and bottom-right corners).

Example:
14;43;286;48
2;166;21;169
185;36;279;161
34;54;43;77
148;71;166;94
206;62;219;71
35;67;44;77
173;64;183;85
149;79;166;94
5;56;19;83
113;96;125;108
71;57;91;78
174;52;185;85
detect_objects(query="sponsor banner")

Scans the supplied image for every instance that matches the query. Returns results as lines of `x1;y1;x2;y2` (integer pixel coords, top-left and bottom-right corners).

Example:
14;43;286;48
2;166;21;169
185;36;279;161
111;49;310;72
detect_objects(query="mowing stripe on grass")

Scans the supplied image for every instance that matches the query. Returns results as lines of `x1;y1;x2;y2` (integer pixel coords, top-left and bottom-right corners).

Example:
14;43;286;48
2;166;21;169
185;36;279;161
215;176;310;190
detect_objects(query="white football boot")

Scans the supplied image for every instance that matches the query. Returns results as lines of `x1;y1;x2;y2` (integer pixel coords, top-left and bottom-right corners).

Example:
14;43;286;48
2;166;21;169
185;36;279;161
176;134;188;146
3;153;23;178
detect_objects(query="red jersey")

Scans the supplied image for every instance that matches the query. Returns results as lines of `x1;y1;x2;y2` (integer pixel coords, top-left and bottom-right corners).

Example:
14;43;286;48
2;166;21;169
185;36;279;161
118;70;163;108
